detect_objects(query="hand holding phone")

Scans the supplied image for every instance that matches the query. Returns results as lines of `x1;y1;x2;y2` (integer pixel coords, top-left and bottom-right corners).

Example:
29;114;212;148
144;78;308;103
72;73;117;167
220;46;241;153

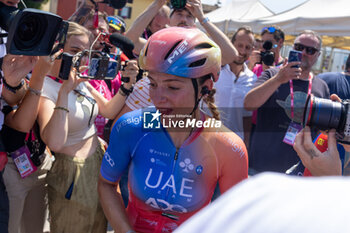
288;50;302;68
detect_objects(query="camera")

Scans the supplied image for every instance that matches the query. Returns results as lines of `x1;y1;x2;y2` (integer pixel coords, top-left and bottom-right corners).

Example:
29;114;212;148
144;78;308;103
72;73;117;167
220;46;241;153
59;50;121;80
171;0;187;9
260;40;275;66
0;2;66;56
303;95;350;144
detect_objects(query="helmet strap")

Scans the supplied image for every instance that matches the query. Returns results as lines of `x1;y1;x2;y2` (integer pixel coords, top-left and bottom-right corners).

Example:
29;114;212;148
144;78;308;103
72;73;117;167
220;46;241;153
189;79;202;116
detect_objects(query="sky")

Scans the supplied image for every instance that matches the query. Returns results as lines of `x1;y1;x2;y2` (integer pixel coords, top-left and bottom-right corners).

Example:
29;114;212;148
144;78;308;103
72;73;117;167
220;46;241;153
202;0;308;14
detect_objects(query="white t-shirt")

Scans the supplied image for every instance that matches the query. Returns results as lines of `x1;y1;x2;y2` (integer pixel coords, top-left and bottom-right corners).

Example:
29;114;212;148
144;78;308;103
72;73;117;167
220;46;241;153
214;64;256;139
41;77;98;146
175;172;350;233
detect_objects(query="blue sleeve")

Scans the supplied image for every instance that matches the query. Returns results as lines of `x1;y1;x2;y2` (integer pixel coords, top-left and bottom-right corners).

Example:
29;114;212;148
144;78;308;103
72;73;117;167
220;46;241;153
100;110;142;183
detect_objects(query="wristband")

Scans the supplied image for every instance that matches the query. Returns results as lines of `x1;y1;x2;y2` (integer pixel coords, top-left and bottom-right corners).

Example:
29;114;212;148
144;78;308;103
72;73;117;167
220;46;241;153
200;17;210;25
28;87;42;96
54;106;69;113
3;78;25;93
125;230;136;233
119;84;133;97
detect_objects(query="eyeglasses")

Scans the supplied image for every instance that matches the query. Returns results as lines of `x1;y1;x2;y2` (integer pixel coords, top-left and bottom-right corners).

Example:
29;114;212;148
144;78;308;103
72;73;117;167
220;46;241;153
294;43;319;55
262;26;278;33
74;89;97;126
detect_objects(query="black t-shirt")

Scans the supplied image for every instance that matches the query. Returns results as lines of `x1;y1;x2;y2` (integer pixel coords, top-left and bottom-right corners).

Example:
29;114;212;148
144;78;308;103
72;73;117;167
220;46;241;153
317;72;350;100
249;68;330;173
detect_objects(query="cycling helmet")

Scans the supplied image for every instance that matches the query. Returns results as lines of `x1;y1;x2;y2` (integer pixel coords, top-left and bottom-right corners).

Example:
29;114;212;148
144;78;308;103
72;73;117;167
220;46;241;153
107;16;126;33
139;27;221;81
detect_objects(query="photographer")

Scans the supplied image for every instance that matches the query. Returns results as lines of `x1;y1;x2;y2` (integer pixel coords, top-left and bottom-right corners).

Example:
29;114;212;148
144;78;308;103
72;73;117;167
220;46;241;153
36;22;137;233
244;30;330;174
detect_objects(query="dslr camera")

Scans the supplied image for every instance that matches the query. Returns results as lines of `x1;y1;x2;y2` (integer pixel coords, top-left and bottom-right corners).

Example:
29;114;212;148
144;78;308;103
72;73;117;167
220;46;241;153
303;95;350;144
260;40;275;66
0;2;67;56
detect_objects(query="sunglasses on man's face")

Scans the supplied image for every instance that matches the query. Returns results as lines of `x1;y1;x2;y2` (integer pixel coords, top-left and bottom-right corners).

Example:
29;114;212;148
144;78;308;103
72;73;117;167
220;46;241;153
294;43;319;55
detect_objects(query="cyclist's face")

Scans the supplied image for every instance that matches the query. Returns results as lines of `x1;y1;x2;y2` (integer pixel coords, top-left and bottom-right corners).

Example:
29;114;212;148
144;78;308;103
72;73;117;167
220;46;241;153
148;71;196;115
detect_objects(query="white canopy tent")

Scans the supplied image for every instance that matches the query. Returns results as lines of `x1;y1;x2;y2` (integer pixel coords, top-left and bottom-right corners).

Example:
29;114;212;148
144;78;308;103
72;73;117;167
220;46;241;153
260;0;350;37
204;0;276;33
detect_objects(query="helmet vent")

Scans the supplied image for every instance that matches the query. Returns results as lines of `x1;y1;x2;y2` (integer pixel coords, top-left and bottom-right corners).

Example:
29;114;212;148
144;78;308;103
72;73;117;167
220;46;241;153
164;40;183;60
189;58;206;67
195;43;213;49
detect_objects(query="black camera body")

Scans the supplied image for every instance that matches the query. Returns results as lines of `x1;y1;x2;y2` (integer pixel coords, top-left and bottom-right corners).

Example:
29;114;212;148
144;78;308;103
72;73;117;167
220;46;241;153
0;2;64;56
303;95;350;144
260;40;275;66
171;0;187;9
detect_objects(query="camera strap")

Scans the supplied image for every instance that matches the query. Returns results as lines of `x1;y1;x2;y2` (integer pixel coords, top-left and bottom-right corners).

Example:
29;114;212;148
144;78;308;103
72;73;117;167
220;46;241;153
289;74;312;120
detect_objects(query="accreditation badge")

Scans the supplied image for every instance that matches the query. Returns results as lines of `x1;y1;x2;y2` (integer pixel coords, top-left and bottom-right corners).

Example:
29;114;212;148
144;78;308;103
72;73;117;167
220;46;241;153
283;121;302;146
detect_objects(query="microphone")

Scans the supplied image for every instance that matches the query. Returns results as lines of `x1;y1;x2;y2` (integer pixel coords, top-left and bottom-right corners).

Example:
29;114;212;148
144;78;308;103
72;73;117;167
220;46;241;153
101;0;127;9
108;33;135;59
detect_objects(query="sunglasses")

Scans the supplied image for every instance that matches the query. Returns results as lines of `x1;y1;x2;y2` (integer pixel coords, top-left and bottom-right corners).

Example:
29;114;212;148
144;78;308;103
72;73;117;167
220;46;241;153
262;26;278;33
294;43;319;55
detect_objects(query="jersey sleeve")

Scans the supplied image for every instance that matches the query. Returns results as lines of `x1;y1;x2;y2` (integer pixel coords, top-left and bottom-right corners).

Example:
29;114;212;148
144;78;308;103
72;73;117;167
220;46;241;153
100;110;142;183
215;131;249;193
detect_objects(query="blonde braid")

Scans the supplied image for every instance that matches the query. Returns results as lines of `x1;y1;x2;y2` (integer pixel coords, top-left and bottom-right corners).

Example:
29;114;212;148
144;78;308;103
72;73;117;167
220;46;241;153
204;88;220;121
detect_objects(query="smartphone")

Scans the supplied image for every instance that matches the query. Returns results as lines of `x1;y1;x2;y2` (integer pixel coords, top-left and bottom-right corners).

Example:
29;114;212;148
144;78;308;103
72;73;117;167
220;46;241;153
288;50;302;68
58;53;73;80
88;57;119;80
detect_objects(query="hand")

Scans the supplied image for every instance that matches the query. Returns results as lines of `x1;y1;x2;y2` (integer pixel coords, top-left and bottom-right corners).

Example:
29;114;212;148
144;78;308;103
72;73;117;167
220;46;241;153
275;58;302;84
31;49;63;79
121;60;139;89
60;68;86;94
2;55;39;86
293;126;342;176
186;0;204;21
248;50;261;68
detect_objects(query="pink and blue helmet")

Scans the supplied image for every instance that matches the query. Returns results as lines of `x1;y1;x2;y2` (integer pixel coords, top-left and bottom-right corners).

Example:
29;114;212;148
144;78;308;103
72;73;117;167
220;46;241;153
139;27;221;82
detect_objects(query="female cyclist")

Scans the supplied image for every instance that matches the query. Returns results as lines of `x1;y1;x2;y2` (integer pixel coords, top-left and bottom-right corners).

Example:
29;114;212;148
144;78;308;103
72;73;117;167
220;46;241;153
99;27;248;233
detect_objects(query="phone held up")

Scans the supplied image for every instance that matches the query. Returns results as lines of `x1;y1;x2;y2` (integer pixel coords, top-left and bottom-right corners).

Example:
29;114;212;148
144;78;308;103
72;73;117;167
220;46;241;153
288;50;302;68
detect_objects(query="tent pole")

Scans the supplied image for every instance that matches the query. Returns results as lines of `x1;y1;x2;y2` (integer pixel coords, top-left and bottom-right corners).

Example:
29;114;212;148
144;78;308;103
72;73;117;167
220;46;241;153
224;20;228;34
328;47;335;72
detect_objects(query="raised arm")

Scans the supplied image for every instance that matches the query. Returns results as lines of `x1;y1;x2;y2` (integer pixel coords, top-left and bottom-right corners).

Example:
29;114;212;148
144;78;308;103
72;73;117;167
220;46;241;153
125;0;167;55
244;60;301;111
186;0;238;66
5;56;56;132
1;55;38;106
86;60;138;120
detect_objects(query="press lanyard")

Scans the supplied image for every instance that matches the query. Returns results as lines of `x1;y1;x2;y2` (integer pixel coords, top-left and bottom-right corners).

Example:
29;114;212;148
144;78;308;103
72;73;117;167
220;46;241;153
289;74;312;120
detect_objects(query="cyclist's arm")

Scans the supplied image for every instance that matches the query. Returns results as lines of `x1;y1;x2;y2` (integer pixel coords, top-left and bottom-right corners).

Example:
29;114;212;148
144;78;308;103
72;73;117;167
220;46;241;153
98;175;133;232
216;131;248;193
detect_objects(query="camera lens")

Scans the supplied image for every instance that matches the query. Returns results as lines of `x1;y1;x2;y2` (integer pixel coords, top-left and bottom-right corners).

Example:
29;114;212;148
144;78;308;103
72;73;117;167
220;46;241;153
262;40;273;50
14;14;47;51
303;95;346;131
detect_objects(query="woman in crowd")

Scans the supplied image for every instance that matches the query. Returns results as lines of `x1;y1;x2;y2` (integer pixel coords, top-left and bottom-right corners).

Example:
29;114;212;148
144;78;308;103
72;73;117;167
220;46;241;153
36;21;138;233
98;27;249;233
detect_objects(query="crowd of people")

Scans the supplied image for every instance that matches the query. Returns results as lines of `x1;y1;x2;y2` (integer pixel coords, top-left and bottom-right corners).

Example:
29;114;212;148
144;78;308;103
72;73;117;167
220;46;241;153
0;0;349;232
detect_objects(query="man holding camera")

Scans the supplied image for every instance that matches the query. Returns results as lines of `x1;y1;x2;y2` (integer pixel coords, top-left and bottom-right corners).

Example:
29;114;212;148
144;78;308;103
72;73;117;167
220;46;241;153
244;30;330;174
250;26;285;77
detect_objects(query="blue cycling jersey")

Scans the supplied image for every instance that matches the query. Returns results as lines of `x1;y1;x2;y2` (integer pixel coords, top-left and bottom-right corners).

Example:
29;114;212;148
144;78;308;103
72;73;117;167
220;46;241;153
100;108;248;232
